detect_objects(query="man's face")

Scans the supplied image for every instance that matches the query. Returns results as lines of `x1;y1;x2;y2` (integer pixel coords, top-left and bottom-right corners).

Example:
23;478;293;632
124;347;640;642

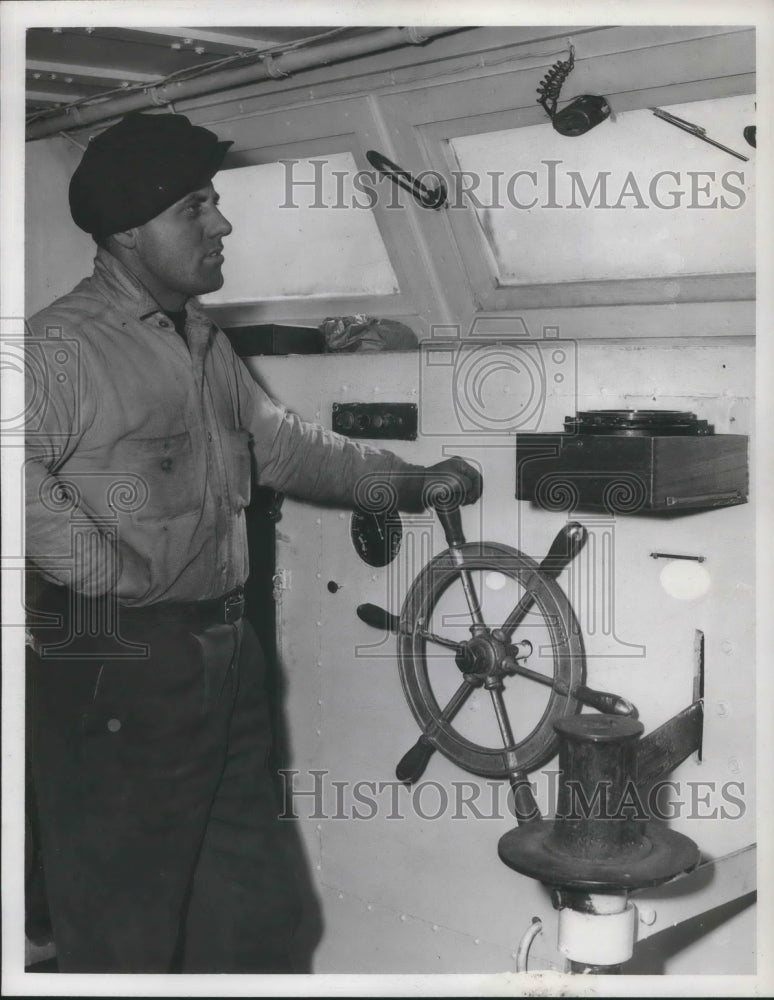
130;182;233;309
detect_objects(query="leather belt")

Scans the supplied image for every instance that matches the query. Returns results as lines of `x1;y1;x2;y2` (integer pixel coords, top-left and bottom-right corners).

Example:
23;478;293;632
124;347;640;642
119;586;246;627
31;584;246;629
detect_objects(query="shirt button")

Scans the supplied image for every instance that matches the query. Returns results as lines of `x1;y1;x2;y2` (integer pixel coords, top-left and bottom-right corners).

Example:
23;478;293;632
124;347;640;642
207;432;213;442
107;718;122;733
160;458;173;471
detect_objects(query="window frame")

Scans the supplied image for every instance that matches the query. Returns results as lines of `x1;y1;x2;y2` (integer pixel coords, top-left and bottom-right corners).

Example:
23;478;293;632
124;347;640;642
379;27;755;313
196;97;445;330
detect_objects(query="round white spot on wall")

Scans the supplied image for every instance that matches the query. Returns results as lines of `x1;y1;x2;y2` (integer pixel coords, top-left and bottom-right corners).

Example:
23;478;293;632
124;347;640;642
659;560;711;600
485;571;507;591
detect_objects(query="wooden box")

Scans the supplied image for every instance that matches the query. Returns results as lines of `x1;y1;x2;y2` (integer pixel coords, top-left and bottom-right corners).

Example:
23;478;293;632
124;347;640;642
515;433;749;513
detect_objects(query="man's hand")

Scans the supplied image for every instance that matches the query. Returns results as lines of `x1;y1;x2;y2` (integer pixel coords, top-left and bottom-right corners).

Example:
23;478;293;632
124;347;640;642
421;456;483;511
389;456;482;513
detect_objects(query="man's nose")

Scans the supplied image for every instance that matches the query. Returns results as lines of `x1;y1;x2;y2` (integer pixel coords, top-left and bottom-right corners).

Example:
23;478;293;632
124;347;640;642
212;208;233;239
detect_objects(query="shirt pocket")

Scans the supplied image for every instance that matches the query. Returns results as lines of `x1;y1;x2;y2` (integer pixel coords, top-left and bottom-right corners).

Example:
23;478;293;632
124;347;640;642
115;431;203;523
223;427;252;511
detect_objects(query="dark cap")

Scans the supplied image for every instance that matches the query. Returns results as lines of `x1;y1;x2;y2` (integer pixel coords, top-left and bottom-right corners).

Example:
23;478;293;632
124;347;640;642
69;112;233;237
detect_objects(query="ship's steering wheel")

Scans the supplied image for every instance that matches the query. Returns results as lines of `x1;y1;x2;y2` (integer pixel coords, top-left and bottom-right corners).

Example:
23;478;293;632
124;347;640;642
357;499;636;821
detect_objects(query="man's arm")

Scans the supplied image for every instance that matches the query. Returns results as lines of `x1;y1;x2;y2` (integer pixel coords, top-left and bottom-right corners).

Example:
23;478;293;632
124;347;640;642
228;347;482;514
24;329;132;596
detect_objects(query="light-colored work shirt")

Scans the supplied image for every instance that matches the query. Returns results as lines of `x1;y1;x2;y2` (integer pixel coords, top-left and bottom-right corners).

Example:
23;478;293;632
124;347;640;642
25;248;418;605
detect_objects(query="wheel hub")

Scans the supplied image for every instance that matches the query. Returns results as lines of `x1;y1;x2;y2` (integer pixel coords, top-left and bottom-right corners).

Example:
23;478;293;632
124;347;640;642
454;630;508;676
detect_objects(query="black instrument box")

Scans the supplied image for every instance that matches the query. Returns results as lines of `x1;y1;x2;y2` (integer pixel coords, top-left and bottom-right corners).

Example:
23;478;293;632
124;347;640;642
515;411;748;514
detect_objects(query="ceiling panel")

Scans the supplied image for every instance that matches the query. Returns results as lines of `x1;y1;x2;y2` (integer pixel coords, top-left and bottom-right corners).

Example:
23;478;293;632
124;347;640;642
25;25;352;117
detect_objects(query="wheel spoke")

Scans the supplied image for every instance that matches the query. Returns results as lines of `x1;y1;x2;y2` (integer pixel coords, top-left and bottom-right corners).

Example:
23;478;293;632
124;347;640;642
417;628;462;651
503;659;558;691
452;558;485;627
488;684;517;748
488;683;542;823
500;588;539;643
501;524;587;642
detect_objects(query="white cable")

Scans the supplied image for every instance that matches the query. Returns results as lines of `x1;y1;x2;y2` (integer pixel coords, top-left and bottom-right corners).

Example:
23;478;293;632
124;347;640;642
516;917;543;972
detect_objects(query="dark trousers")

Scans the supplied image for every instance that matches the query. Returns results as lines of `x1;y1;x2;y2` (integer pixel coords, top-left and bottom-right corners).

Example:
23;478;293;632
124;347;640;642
27;605;302;972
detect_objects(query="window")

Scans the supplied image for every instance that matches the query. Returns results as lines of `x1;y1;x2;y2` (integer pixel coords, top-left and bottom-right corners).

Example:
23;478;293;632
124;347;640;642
448;95;754;287
202;152;399;305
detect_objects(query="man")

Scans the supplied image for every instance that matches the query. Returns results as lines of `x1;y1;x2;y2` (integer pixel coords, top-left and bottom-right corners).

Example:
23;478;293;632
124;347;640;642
24;112;482;973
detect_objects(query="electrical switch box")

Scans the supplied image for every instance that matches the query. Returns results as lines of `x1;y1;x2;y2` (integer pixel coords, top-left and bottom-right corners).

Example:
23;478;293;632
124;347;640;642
332;402;418;440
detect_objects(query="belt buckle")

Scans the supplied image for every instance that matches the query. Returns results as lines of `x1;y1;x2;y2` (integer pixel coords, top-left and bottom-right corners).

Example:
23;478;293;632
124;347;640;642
223;590;244;624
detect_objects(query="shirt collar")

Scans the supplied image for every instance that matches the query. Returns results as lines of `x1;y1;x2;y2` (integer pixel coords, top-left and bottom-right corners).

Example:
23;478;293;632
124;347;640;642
92;247;209;326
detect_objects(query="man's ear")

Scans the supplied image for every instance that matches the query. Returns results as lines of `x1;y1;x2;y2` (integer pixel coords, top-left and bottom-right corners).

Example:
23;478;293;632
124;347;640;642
111;228;138;250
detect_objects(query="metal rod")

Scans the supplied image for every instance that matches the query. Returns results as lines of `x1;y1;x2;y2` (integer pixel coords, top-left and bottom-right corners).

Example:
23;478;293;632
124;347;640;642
650;552;706;563
650;108;749;162
27;27;464;140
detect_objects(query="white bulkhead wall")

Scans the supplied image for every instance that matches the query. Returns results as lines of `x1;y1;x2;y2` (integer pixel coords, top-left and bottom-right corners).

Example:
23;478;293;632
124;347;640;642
23;24;757;975
251;338;754;974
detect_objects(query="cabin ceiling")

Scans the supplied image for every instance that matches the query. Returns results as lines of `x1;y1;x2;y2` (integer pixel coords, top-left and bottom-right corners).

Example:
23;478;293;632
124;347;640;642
25;25;367;118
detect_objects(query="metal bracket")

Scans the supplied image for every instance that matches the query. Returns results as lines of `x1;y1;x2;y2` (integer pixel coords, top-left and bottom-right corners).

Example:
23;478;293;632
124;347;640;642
365;149;448;210
636;701;704;786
